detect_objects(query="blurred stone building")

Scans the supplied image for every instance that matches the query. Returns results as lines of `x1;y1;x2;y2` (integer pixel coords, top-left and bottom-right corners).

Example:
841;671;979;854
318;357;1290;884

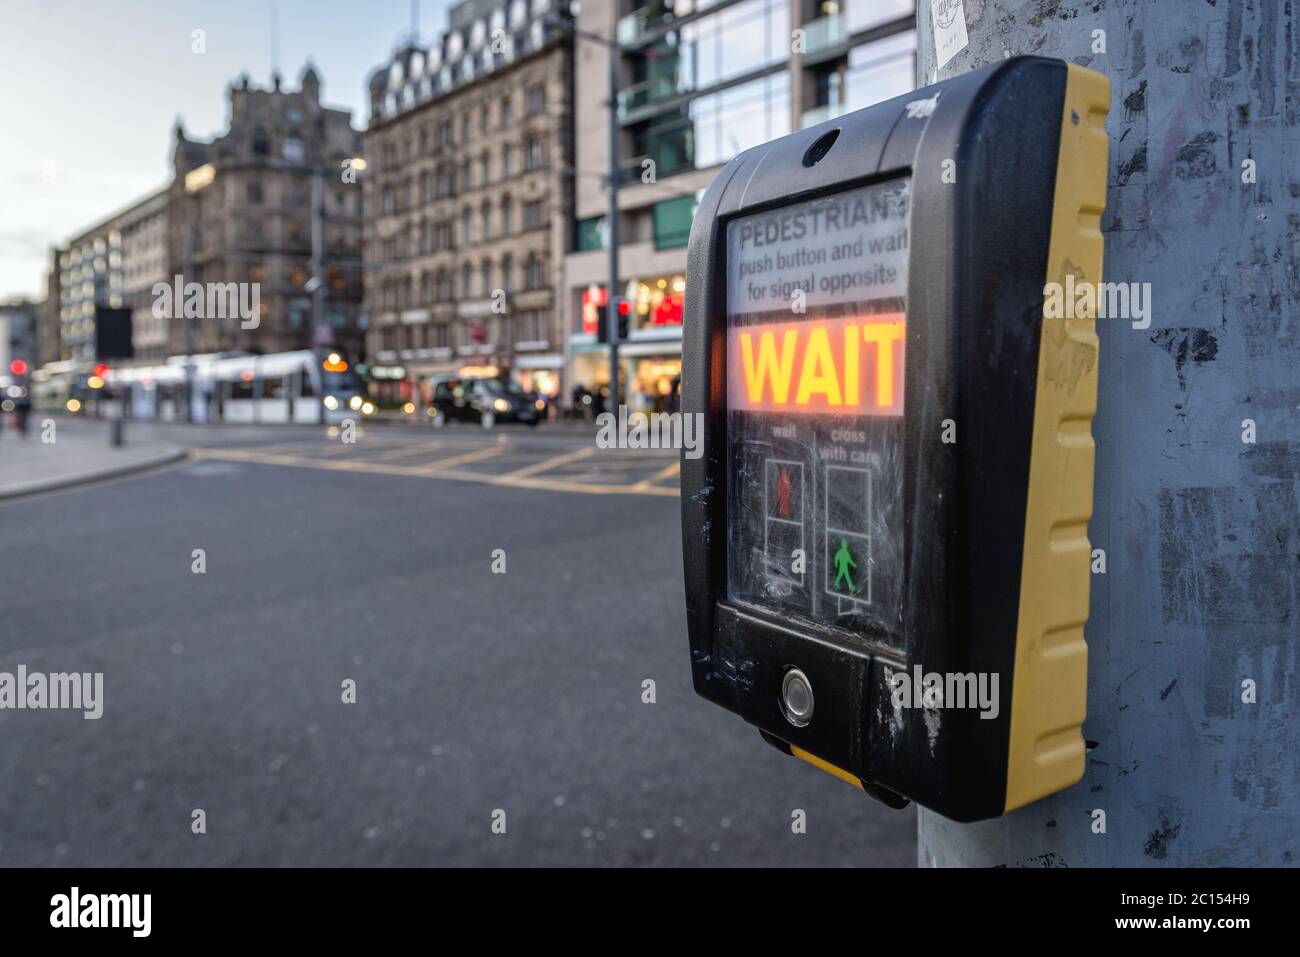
363;0;573;400
168;64;366;358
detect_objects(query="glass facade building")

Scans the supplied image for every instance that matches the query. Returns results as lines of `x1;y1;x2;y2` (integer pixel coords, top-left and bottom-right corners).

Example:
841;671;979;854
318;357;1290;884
564;0;917;411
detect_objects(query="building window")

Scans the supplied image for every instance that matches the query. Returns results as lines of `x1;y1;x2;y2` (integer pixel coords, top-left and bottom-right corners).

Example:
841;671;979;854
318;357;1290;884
462;207;474;245
524;137;544;171
481;258;493;296
688;72;790;171
247;183;263;204
841;30;917;115
501;143;513;178
524;252;543;290
500;196;513;235
436;269;452;300
522;200;545;231
481;201;492;241
500;94;513;127
462;263;474;298
673;0;789;92
501;254;513;293
653;195;698;250
515;310;544;343
576;216;606;252
480;152;491;186
525;83;545;115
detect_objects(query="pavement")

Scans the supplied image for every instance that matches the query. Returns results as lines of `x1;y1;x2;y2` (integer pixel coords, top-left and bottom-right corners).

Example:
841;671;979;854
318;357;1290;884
0;418;917;866
0;415;187;499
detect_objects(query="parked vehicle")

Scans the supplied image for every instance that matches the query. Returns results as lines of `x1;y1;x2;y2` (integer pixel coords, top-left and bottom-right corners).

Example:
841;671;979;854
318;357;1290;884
428;376;546;429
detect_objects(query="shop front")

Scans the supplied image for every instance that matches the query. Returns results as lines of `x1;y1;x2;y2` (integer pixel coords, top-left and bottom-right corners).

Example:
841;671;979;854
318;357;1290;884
569;270;685;413
569;337;681;415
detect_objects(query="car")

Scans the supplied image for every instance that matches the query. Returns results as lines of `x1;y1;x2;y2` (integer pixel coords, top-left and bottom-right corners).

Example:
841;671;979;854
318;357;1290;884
428;376;546;428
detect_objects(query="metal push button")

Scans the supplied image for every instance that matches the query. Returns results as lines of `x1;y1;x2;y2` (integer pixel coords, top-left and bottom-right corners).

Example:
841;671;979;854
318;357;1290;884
781;668;814;727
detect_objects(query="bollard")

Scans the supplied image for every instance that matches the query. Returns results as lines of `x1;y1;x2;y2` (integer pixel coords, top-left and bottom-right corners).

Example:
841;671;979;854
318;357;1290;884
111;398;125;447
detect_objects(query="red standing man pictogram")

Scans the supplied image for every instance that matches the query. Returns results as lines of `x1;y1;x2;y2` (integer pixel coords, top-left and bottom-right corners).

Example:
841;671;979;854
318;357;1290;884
777;466;792;517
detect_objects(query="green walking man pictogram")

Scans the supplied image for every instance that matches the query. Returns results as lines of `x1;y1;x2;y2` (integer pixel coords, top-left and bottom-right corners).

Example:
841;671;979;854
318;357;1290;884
833;539;857;592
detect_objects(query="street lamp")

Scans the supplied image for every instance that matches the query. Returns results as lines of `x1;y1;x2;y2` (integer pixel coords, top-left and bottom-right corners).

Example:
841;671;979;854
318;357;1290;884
543;15;623;412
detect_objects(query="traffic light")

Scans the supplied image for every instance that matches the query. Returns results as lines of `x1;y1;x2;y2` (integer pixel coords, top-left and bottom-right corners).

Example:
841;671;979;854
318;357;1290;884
8;359;27;376
595;297;631;344
679;57;1110;821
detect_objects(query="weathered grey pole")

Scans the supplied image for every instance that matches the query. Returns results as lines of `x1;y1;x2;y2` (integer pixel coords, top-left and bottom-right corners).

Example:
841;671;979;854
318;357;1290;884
917;0;1298;866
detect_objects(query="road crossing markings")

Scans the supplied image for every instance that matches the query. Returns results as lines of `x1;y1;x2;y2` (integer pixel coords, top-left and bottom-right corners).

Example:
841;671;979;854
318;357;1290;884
498;445;596;479
190;444;680;497
371;441;462;461
630;460;681;491
418;444;509;470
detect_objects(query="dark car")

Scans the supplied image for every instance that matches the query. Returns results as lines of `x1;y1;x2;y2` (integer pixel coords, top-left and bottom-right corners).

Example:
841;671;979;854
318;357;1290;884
429;376;545;428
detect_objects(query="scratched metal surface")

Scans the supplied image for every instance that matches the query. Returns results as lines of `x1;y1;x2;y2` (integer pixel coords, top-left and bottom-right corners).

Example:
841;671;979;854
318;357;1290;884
917;0;1299;866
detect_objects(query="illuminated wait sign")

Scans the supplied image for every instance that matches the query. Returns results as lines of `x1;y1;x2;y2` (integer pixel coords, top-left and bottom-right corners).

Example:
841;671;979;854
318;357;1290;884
728;315;904;415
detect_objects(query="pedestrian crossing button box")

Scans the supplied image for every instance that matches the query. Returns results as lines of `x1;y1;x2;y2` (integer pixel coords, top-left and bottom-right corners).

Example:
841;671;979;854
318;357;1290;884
679;56;1110;821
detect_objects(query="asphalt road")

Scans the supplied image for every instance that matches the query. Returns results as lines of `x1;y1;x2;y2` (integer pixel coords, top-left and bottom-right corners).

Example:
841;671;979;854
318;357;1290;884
0;419;915;866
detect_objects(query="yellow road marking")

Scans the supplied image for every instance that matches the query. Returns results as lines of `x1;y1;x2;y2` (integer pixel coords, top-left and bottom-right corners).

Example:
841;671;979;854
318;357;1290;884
190;446;678;497
499;445;596;479
420;444;509;470
372;441;452;461
237;439;334;456
631;460;681;491
315;439;394;454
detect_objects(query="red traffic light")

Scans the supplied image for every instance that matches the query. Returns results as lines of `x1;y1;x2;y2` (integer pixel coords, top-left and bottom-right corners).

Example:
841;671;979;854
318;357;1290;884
93;363;110;378
8;359;27;376
617;299;631;316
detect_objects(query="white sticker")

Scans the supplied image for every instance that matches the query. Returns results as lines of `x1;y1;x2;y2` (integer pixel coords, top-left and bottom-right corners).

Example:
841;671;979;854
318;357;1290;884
931;0;969;70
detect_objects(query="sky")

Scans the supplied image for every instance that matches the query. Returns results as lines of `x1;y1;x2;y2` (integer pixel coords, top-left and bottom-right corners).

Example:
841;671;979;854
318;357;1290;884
0;0;452;301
